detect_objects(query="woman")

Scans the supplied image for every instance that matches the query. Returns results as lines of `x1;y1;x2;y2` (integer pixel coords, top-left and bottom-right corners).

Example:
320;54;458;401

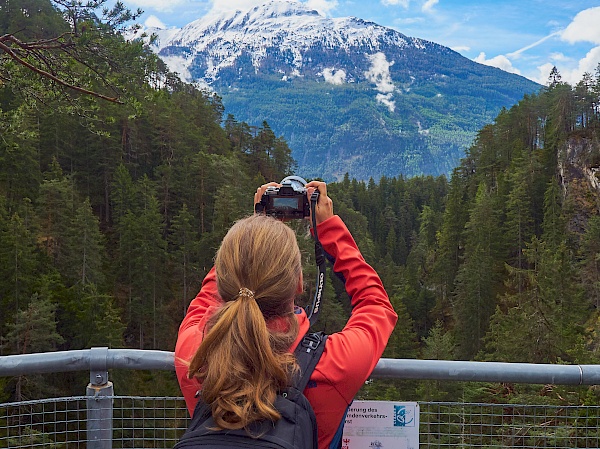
175;181;398;449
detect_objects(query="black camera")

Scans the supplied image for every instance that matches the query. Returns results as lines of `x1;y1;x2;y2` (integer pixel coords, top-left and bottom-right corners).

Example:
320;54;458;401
255;176;310;219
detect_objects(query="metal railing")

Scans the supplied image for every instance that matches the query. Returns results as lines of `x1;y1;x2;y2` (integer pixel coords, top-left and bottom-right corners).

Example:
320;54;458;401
2;349;600;448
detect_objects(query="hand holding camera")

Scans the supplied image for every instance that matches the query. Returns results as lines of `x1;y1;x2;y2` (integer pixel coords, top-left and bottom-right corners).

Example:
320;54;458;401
254;176;333;326
254;176;333;225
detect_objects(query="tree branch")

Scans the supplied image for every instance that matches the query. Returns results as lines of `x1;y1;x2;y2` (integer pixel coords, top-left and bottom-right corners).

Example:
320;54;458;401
0;36;122;104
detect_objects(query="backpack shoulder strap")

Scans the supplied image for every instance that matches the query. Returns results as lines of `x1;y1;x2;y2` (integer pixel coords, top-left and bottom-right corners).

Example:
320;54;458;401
293;331;327;392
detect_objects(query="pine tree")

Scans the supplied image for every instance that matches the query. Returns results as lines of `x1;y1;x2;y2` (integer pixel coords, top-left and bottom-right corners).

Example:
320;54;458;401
119;176;167;349
37;158;76;271
453;183;504;359
63;198;106;287
541;177;565;247
111;163;136;229
73;285;125;348
384;294;419;358
504;146;534;272
0;210;39;341
485;237;583;363
3;292;64;400
417;321;462;401
432;169;468;321
485;174;578;363
580;216;600;310
169;204;201;317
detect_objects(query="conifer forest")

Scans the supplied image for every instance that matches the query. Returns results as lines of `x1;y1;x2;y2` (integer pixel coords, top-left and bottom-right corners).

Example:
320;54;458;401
3;0;600;409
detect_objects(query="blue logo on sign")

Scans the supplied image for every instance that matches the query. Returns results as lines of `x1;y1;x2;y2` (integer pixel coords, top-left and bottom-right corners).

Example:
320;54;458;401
394;405;414;427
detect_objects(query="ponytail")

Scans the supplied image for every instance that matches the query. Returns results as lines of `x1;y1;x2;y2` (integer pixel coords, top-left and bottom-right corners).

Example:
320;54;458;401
188;215;302;430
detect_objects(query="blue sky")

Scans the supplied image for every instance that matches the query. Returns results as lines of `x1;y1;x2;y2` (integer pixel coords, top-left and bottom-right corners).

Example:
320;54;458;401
118;0;600;86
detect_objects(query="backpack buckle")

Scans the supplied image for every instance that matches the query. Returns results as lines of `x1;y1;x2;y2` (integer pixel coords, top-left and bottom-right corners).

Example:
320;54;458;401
301;333;322;352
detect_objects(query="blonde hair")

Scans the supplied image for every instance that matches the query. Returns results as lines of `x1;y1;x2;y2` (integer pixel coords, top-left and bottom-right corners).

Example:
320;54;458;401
188;214;301;430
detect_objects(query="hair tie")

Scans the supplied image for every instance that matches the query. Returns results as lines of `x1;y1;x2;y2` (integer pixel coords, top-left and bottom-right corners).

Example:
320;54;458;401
237;287;255;300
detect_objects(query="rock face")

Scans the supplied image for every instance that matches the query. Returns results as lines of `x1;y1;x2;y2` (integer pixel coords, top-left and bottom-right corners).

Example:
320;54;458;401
559;137;600;235
145;1;541;181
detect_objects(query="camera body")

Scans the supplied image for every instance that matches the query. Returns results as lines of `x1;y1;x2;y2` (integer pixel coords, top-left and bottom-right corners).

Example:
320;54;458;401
255;176;310;219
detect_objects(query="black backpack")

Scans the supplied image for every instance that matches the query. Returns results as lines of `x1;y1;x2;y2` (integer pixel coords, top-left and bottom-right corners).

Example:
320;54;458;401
174;332;328;449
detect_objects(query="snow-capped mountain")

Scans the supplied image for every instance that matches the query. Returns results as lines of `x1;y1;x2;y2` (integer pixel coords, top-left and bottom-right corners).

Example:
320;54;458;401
150;0;431;85
143;1;541;181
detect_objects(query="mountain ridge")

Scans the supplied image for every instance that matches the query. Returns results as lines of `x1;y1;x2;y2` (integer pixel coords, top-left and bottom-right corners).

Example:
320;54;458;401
142;0;542;181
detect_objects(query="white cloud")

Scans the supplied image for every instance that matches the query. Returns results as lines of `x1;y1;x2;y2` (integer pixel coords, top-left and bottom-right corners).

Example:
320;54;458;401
205;0;276;15
305;0;338;16
529;47;600;86
561;46;600;85
365;53;395;92
474;52;521;75
532;63;556;85
160;55;193;81
125;0;188;13
523;7;600;86
381;0;410;7
575;46;600;75
394;17;423;25
365;52;396;112
561;6;600;44
451;45;470;53
376;93;396;112
144;15;166;29
204;0;337;16
549;52;571;62
322;68;347;85
422;0;438;13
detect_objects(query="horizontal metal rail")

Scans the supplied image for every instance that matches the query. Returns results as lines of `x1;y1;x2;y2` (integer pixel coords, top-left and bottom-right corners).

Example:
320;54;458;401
374;358;600;385
1;349;600;385
0;348;174;377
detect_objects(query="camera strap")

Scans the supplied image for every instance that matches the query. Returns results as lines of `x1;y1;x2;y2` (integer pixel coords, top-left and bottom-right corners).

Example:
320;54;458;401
306;190;326;327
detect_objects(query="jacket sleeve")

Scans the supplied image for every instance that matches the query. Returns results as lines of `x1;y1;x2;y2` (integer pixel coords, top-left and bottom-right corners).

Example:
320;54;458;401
315;215;397;403
175;267;223;415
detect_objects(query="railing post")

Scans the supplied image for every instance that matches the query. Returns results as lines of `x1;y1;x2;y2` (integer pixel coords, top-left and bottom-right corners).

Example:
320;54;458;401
86;347;113;449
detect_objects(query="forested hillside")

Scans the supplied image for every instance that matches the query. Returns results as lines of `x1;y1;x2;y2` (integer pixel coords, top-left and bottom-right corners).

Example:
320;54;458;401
3;0;600;408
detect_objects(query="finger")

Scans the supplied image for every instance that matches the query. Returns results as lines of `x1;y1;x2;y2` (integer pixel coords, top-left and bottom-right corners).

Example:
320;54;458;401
254;188;261;206
256;182;280;198
305;181;327;199
254;182;281;210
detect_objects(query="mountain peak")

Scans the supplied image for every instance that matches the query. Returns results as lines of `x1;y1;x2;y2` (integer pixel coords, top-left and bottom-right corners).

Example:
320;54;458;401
155;1;416;84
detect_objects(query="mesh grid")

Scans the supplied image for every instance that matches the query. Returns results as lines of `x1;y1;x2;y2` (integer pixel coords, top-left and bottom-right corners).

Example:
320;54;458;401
0;396;87;448
112;397;190;448
419;402;600;448
0;396;189;448
2;398;600;448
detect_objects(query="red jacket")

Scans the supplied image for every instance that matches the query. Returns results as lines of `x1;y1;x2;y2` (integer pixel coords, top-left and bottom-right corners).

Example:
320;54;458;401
175;215;398;449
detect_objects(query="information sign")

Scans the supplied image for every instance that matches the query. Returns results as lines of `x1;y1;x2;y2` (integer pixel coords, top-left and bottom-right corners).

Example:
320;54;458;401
341;400;419;449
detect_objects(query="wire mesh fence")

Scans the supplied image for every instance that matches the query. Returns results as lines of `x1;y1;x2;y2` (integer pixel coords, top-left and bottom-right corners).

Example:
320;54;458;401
0;396;88;448
3;397;600;448
419;402;600;448
0;396;189;449
112;397;189;448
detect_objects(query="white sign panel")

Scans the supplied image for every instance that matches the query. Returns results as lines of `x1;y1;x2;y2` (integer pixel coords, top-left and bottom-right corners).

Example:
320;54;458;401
341;401;419;449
